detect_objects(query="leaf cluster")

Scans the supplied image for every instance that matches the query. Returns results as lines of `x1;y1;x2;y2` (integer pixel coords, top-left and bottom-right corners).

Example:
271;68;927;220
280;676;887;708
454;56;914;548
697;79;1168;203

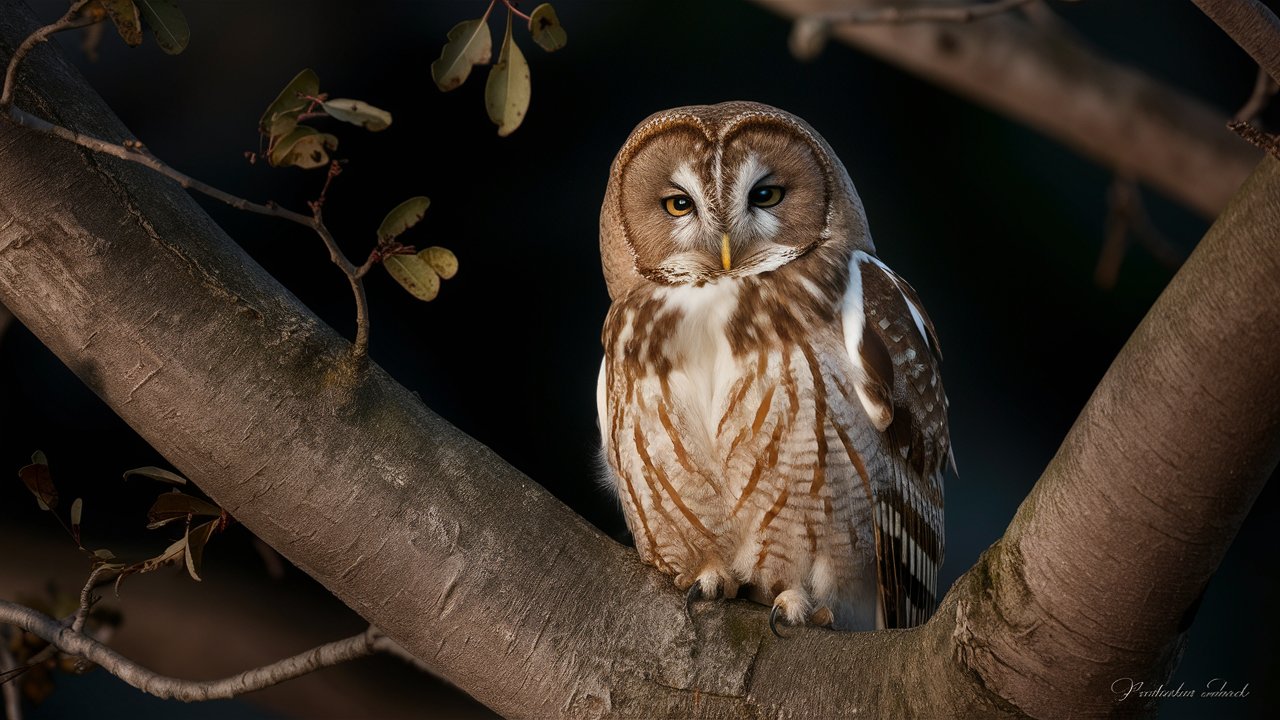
430;2;567;136
16;453;231;590
90;0;190;54
258;69;393;170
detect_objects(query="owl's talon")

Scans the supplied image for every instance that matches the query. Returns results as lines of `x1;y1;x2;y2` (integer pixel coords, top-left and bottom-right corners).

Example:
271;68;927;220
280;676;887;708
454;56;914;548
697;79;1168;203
685;583;703;620
769;604;787;638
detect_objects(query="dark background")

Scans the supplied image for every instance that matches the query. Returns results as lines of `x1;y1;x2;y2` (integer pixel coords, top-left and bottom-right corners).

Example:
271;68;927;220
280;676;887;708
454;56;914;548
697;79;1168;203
2;0;1277;717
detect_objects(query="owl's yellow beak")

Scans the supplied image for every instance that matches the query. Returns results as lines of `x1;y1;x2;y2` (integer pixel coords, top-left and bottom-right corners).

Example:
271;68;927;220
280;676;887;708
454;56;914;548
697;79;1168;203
721;233;732;271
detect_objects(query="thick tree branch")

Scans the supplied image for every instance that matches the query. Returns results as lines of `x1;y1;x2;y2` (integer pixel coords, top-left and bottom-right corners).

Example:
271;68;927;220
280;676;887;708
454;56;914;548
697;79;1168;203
757;0;1259;218
1;3;1277;717
0;601;385;702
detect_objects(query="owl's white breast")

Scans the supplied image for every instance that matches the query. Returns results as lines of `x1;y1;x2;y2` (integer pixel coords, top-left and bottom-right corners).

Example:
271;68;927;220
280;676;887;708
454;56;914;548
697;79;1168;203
654;280;741;455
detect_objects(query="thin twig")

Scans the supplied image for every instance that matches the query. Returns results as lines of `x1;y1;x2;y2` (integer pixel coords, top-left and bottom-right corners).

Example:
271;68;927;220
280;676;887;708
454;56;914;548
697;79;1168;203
502;0;534;23
1235;65;1279;124
1228;120;1280;160
0;600;385;702
821;0;1035;25
1096;175;1185;289
0;634;21;720
0;0;94;109
1095;176;1134;289
71;565;111;635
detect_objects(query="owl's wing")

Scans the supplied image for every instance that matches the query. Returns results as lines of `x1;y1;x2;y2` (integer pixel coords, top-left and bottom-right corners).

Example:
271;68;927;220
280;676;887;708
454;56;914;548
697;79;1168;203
842;251;950;629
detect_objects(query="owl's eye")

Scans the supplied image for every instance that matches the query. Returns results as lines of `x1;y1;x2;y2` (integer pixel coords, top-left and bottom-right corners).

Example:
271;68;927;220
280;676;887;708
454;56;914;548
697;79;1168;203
748;185;785;209
663;195;695;217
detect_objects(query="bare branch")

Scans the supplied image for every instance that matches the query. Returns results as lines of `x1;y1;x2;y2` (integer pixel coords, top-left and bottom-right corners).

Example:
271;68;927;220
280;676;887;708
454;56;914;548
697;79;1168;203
0;601;383;702
821;0;1034;25
1235;65;1279;124
1096;176;1185;288
755;0;1259;218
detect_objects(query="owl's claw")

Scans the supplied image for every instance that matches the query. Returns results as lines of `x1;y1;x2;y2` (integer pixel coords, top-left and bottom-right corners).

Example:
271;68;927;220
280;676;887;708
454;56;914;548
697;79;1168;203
769;604;787;638
768;588;809;637
685;583;703;620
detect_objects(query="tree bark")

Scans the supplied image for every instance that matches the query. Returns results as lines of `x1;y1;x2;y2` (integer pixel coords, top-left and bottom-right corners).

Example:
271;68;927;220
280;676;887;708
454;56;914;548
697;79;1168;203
2;2;1278;717
751;0;1260;219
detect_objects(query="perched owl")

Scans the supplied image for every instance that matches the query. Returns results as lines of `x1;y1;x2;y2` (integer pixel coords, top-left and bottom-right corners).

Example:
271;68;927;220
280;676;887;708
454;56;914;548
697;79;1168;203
596;102;951;632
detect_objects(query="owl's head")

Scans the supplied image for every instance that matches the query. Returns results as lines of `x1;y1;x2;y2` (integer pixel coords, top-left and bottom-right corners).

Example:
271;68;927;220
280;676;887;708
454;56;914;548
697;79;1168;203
600;101;871;298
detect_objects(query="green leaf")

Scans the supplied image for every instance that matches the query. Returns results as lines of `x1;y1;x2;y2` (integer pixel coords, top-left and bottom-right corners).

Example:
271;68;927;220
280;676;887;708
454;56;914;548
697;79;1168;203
421;246;458;280
100;0;143;47
269;126;338;170
18;451;57;511
184;520;218;581
485;14;531;137
385;253;442;302
259;69;320;135
123;466;188;486
431;18;492;92
146;491;222;529
528;4;567;52
321;98;393;132
377;196;431;242
137;0;190;55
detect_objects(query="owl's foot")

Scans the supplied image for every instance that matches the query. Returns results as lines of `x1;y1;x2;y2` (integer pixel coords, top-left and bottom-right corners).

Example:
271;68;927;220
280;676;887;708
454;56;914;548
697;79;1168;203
768;588;812;638
680;565;739;619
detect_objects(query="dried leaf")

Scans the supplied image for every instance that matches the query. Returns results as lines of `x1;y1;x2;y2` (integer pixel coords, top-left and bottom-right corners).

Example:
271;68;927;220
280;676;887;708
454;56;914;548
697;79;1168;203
385;252;442;302
485;14;531;137
137;0;190;55
115;535;187;593
431;18;492;91
19;450;57;511
123;465;188;486
269;126;338;170
184;520;218;581
528;4;567;52
100;0;143;47
321;98;392;132
421;246;458;279
377;196;430;242
71;497;84;545
259;68;320;135
93;548;117;560
146;491;221;529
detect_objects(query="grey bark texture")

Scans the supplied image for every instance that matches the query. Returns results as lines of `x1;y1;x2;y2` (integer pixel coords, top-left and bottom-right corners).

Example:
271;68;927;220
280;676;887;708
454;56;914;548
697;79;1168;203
2;2;1279;717
751;0;1260;219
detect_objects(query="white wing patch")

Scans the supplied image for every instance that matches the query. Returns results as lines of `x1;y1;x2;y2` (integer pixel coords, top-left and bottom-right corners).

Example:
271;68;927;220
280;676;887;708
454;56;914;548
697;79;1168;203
842;251;892;431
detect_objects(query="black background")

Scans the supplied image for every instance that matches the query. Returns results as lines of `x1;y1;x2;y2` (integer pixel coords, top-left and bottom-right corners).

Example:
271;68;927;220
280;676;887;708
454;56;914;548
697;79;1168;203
2;1;1277;717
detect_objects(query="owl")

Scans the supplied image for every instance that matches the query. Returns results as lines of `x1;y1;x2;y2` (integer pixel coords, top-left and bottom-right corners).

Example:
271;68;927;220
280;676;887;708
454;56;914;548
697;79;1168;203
596;102;951;632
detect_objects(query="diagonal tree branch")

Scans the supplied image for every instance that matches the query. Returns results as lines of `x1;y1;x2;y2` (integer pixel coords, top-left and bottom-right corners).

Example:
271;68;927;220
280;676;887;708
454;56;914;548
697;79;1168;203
755;0;1260;219
1;2;1278;717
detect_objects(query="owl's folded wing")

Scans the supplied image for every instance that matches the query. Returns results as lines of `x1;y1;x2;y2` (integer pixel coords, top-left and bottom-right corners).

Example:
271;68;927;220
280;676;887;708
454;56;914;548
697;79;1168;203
842;251;950;629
